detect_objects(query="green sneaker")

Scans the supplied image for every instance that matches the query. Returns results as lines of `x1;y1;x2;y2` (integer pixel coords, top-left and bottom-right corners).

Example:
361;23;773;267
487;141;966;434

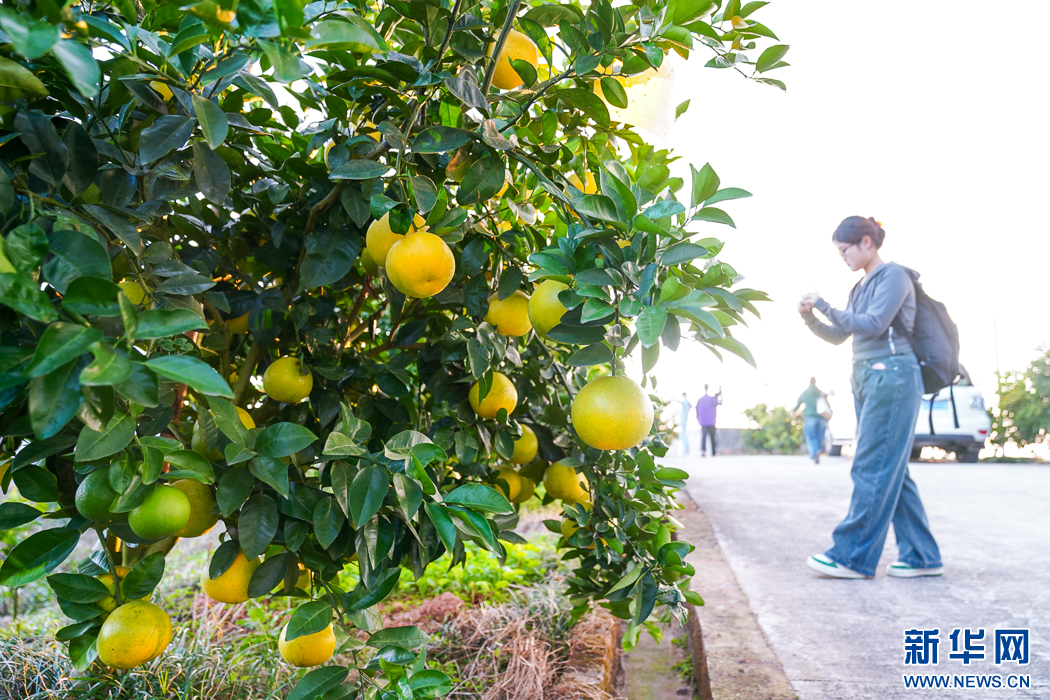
806;554;869;579
887;562;943;578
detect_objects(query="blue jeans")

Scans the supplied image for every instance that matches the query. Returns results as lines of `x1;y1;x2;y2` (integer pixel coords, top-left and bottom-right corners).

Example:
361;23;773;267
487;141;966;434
803;416;826;459
825;353;942;576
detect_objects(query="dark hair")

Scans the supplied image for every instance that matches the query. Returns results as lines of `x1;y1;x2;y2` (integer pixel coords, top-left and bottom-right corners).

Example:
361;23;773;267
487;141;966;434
833;216;885;249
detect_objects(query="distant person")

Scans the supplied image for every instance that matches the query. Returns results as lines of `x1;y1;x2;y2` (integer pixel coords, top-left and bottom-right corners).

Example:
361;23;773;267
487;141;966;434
696;385;722;457
797;216;941;580
677;392;693;455
791;377;828;464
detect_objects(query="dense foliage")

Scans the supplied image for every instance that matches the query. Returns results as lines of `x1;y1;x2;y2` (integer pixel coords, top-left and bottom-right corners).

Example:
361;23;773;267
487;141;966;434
742;404;801;454
990;348;1050;448
0;0;782;694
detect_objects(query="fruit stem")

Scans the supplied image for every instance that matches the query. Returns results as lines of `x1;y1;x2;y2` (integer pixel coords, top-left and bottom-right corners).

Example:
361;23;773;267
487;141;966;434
95;524;124;607
481;0;524;95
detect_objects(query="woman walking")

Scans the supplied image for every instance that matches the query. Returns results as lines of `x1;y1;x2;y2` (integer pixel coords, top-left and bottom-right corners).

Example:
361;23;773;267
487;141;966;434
792;378;827;464
798;216;942;579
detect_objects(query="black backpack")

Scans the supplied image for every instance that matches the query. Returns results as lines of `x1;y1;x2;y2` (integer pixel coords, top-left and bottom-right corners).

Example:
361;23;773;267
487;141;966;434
893;270;961;432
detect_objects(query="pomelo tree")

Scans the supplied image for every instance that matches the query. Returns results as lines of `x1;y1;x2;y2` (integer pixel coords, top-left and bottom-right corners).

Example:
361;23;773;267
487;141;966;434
0;0;782;694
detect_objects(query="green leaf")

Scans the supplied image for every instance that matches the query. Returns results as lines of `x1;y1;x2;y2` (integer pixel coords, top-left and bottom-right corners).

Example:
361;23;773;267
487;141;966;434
0;56;48;99
408;670;453;697
165;450;216;483
46;573;110;603
75;413;134;462
546;324;608;345
413;127;473;154
29;357;85;439
82;205;142;255
637;307;668;348
248;456;289;497
115;363;158;407
599;77;628;109
52;39;100;97
0;12;59;59
0;272;58;322
691;207;736;227
556;88;610;128
216;467;254;517
756;44;790;73
0;527;79;587
210;398;249;444
12;466;58;502
392;473;423;522
255;423;317;458
284;600;333;642
347;567;400;610
287;667;350;700
655;467;689;480
642;341;659;375
348;465;388;528
238;493;279;559
134;309;209;340
192;96;229;149
676;99;691;120
80;343;133;387
122;552;165;598
62;277;120;316
139;115;194;163
299;230;360;291
0;502;43;530
329;159;392;180
660;241;709;266
306;16;387;52
247;552;291;597
424;503;456;554
566;343;613;367
443;483;513;514
313;496;345;549
704;187;752;206
144;355;233;398
27;323;103;378
690;163;720;208
367;626;430;650
524;4;584;26
209;540;241;580
384;430;433;460
456;157;504;206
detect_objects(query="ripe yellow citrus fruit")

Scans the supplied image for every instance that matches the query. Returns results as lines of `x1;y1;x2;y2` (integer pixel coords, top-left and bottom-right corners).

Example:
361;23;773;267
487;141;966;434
263;357;313;403
295;564;311;591
96;600;172;669
568;172;597;194
571;375;654;450
366;211;428;267
192;407;255;460
496;174;511;198
170;479;219;538
487;30;539;90
149;81;174;101
543;461;590;504
485;291;532;336
97;566;143;613
494;466;522;501
510;424;538;464
512;475;535;504
385;232;456;298
118;280;146;305
279;621;337;667
528;280;569;339
360;248;379;276
200;551;261;604
227;311;250;334
75;468;119;521
561;518;580;539
128;484;191;540
468;371;518;419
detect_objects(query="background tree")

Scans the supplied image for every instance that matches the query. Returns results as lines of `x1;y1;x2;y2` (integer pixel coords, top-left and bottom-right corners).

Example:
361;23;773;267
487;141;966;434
989;347;1050;449
0;0;784;695
742;404;802;454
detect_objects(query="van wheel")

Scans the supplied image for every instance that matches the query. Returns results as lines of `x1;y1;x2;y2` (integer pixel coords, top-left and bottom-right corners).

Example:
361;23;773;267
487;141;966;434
957;449;979;463
828;445;842;457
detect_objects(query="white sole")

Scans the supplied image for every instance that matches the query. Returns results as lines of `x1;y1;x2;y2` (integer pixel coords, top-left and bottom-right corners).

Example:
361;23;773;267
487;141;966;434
887;565;944;578
806;555;869;579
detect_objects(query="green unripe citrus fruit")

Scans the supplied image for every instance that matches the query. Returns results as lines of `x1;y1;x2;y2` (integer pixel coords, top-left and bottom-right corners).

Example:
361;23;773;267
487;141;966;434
75;468;119;521
128;484;191;539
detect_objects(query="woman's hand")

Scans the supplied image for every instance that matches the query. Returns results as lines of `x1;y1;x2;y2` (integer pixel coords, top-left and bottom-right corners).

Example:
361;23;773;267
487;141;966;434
797;296;814;315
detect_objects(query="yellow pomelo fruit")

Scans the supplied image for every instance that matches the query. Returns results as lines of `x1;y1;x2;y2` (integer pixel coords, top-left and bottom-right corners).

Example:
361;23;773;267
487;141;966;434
494;466;522;501
227;311;250;334
170;479;219;538
512;476;535;504
263;357;313;403
528;280;569;339
200;551;261;604
571;375;654;450
617;238;631;249
385;232;455;298
295;564;311;591
485;291;532;337
468;371;518;419
118;280;146;305
279;621;336;667
360;248;379;276
128;484;191;540
366;211;428;267
561;518;580;539
97;566;143;613
543;461;590;504
149;81;174;101
496;174;511;198
75;468;119;521
192;406;255;460
487;30;539;91
510;424;538;464
568;172;597;194
96;600;172;669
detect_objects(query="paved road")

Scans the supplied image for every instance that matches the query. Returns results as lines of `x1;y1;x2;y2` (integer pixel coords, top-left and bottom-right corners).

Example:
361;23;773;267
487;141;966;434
665;454;1049;700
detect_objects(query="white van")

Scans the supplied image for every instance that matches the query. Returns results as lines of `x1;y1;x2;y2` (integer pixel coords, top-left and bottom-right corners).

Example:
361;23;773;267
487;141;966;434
825;366;991;462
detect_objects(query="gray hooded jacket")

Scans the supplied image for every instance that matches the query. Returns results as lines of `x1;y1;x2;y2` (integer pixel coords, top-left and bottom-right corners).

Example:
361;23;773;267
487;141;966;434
803;262;917;361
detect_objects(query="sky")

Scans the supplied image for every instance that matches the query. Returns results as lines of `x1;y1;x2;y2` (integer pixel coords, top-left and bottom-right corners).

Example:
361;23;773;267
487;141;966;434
629;1;1050;428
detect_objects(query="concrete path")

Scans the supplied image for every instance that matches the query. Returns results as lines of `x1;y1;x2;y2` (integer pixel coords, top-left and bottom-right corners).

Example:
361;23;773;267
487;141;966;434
665;454;1049;700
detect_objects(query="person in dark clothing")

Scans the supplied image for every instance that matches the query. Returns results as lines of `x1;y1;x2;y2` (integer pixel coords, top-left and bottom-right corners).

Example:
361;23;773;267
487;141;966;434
798;216;942;580
792;377;827;464
695;385;722;456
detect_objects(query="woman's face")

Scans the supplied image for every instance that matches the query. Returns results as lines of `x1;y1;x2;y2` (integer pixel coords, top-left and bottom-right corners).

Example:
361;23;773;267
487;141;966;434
835;235;875;272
